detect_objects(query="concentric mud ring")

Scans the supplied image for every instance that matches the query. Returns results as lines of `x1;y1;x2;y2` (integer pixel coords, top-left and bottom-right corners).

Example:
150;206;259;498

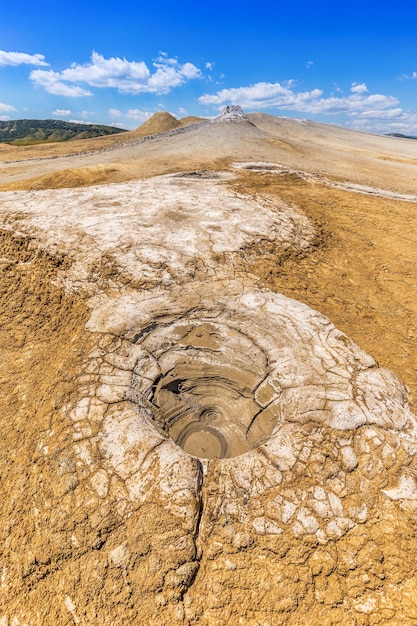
133;319;279;459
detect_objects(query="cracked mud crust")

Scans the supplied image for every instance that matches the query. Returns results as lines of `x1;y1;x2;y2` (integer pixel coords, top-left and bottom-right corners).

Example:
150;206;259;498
1;114;417;625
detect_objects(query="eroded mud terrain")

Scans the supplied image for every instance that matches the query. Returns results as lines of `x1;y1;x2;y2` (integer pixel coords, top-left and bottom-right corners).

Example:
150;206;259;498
1;112;417;625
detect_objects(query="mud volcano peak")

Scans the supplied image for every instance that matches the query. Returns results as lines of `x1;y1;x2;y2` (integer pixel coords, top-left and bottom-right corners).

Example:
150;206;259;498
211;104;253;124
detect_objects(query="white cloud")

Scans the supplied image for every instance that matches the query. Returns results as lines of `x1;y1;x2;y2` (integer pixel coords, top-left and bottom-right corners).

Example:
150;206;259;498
126;109;152;121
106;108;153;126
199;81;398;117
351;82;368;94
69;119;94;125
399;71;417;80
61;51;150;89
179;62;202;80
109;121;127;129
30;69;92;97
306;61;314;68
0;115;11;121
344;106;417;135
200;82;323;110
30;51;202;97
205;62;214;70
52;109;72;117
109;108;122;118
146;56;202;93
0;50;48;67
310;93;398;115
0;102;17;113
358;108;404;119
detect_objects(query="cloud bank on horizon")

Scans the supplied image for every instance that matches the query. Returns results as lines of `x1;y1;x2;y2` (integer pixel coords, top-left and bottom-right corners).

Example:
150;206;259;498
1;46;417;135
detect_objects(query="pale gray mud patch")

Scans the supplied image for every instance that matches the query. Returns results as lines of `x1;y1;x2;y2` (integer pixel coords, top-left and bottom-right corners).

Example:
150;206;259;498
61;284;417;548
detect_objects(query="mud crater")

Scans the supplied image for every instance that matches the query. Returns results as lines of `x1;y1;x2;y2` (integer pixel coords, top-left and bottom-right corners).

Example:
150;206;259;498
132;319;279;459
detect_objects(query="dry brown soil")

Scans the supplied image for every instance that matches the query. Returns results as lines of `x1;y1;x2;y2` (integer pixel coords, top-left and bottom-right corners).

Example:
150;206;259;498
231;171;417;411
1;113;417;625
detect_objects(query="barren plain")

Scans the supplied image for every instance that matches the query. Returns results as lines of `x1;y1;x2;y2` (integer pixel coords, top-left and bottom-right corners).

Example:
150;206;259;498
1;109;417;625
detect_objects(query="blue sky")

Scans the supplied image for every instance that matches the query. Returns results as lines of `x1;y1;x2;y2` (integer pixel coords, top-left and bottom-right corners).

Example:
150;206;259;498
1;0;417;134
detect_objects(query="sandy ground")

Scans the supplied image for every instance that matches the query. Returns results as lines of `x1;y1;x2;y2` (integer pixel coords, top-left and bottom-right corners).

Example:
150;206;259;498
2;113;417;624
1;113;417;193
2;113;414;404
231;166;417;410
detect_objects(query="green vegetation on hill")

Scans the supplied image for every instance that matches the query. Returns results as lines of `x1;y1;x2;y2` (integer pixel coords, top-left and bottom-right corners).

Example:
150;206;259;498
0;119;127;145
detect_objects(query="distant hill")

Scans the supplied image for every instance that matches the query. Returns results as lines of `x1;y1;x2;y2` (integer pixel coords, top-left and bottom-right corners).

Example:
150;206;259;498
131;112;182;137
179;115;207;127
0;119;127;145
131;112;207;138
385;133;417;140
